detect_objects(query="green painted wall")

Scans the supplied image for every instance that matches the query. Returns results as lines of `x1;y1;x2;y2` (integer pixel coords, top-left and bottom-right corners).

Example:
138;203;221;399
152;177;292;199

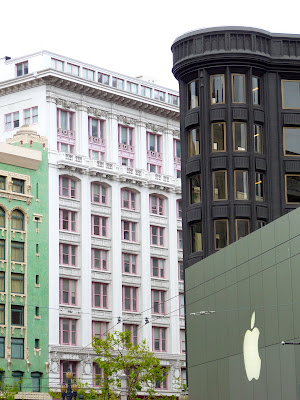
0;139;49;394
186;208;300;400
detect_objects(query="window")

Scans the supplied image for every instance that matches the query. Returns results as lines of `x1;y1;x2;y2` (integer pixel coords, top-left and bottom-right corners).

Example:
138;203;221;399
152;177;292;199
234;171;249;200
89;117;104;140
179;262;184;281
0;207;4;228
119;126;133;146
59;177;76;198
284;127;300;156
150;226;164;246
0;272;4;292
155;369;168;389
24;107;38;124
168;93;179;105
123;286;137;312
11;273;24;294
11;305;24;326
122;221;137;242
232;74;246;103
92;321;108;339
179;293;185;317
191;222;202;252
92;249;108;271
66;63;80;76
112;77;124;90
151;257;164;278
122;189;136;210
252;76;261;105
148;163;161;174
215;220;228;250
59;243;77;266
236;219;250;240
154;90;165;102
255;172;264;201
60;279;76;305
60;318;77;345
141;86;151;97
31;372;42;392
147;132;161;153
61;361;77;384
11;242;24;262
180;330;186;353
178;230;183;250
0;177;5;191
177;200;182;219
51;58;64;71
127;82;138;94
188;127;200;157
16;61;28;76
122;253;137;274
190;175;201;204
83;68;95;81
93;364;104;387
153;327;166;352
12;370;23;390
233;122;247;151
254;124;263;153
12;178;24;194
212;122;226;152
152;290;166;314
256;220;266;229
174;139;181;159
286;175;300;203
91;183;106;204
123;324;138;346
5;112;19;130
0;240;4;260
11;210;24;231
121;157;134;167
282;80;300;108
211;75;224;104
213;171;227;200
11;339;24;358
181;368;187;387
35;339;39;348
187;80;199;109
92;282;108;309
149;195;163;215
58;142;74;154
98;72;109;85
0;305;4;324
0;337;4;358
59;209;76;232
35;307;40;318
91;215;107;237
57;109;75;131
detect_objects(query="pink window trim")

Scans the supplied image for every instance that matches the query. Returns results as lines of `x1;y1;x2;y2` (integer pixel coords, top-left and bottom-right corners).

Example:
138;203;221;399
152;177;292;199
83;67;95;80
23;106;38;125
121;220;137;242
59;243;77;267
178;262;184;281
177;200;183;219
57;109;75;142
93;363;104;387
121;189;136;210
91;183;107;204
177;230;183;250
4;111;19;131
91;215;107;237
173;139;181;165
151;290;166;315
180;330;186;353
92;282;108;309
118;125;134;155
149;195;164;215
123;324;138;345
122;286;138;312
179;293;185;317
122;253;137;275
152;327;167;352
146;132;162;164
151;257;165;279
59;209;77;232
60;361;77;384
52;58;65;71
92;321;108;339
59;278;77;306
59;318;77;345
155;369;168;390
150;226;165;247
91;248;108;271
59;176;76;199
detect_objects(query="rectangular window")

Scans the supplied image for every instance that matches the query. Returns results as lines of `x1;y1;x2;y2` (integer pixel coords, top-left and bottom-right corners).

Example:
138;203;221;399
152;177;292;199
187;80;199;109
252;76;261;105
123;324;138;346
211;74;225;104
121;221;137;242
152;290;166;314
16;61;28;76
31;372;42;392
254;124;263;153
11;273;24;294
284;127;300;156
179;293;185;317
181;368;187;387
98;72;109;85
154;90;165;102
90;150;104;161
51;58;64;71
149;195;163;215
232;74;246;103
191;222;202;252
151;257;164;278
112;77;124;90
286;175;300;203
153;327;166;352
91;183;106;204
93;364;104;387
233;122;247;151
12;178;24;193
60;318;77;345
215;220;228;250
61;361;77;384
89;117;104;140
11;305;24;325
155;369;168;390
59;243;77;266
0;272;3;292
179;262;184;281
177;200;182;219
60;278;76;305
119;125;133;146
5;112;19;131
11;241;24;262
174;139;181;158
236;219;250;240
256;220;266;229
92;282;108;309
58;142;74;154
213;171;227;200
127;82;138;94
190;175;201;203
255;172;264;201
122;253;137;274
141;86;152;97
57;109;74;131
59;209;77;232
91;249;108;271
11;338;24;359
0;305;4;324
66;63;80;76
121;157;134;167
188;127;200;157
150;226;164;246
0;176;5;191
234;170;249;200
0;337;4;358
59;177;76;198
178;230;183;250
122;189;136;210
83;68;95;81
91;215;107;237
92;321;108;339
212;122;226;152
123;286;137;312
0;240;4;261
148;163;161;174
24;106;38;125
168;94;179;106
147;132;161;153
180;330;186;353
282;80;300;109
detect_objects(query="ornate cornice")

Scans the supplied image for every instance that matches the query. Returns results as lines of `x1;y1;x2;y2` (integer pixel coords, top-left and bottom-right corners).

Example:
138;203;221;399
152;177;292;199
87;106;108;119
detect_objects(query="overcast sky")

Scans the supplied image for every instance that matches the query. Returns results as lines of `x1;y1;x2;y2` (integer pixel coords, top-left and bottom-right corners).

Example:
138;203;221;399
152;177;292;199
2;0;300;91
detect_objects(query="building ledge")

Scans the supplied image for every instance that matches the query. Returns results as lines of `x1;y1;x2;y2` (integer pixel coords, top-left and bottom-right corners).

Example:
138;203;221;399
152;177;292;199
0;142;41;170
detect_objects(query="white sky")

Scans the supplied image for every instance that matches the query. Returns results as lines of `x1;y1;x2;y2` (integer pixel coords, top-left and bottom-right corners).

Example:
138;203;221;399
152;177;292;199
2;0;300;91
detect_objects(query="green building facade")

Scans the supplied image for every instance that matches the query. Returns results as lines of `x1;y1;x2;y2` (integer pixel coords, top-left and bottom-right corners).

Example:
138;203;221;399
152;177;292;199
0;127;49;397
186;207;300;400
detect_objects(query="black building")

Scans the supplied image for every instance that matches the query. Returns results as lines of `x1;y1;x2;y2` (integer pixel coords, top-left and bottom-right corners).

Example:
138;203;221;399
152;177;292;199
172;26;300;266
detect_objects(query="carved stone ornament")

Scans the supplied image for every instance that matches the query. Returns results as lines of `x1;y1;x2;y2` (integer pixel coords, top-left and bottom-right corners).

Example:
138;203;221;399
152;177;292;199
172;130;180;138
55;98;78;110
49;352;60;373
116;115;137;126
87;107;108;119
145;123;165;133
82;355;92;375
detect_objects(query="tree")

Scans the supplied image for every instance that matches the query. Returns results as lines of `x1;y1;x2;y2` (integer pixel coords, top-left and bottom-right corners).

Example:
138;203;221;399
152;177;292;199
92;330;178;399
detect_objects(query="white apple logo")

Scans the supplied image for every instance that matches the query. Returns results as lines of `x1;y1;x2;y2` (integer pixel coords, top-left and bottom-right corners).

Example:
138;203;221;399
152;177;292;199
243;311;261;381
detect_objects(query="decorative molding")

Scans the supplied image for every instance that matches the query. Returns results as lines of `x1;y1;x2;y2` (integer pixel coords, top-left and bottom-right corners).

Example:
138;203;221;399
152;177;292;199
145;123;165;133
55;98;79;110
87;107;108;119
116;114;138;126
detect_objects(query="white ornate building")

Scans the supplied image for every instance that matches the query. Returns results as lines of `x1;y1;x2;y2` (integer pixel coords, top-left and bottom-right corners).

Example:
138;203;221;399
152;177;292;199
0;51;184;396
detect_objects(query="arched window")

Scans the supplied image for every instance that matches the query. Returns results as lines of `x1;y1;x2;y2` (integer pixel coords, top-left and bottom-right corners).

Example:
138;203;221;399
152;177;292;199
11;210;24;231
0;208;5;228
